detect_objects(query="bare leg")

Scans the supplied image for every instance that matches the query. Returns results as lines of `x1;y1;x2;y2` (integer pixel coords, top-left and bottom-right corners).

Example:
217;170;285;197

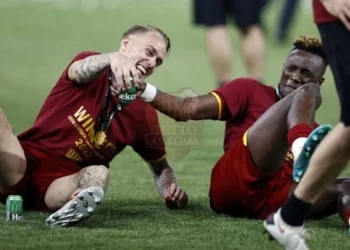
307;178;350;219
0;108;26;193
206;26;233;84
247;83;321;173
240;25;266;80
336;178;350;225
294;124;350;203
44;165;110;210
283;178;350;220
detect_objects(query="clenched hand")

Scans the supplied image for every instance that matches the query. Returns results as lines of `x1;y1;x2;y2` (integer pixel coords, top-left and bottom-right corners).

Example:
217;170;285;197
163;182;188;209
109;52;141;96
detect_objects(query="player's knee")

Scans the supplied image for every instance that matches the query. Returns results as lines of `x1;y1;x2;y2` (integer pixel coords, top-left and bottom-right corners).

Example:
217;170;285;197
296;83;321;105
298;83;320;95
237;24;261;36
85;165;110;182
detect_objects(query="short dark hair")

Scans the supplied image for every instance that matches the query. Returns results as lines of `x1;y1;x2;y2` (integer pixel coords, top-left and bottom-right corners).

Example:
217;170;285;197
122;25;171;53
291;35;327;63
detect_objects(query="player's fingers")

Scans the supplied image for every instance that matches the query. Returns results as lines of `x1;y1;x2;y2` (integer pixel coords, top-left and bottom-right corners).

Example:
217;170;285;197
110;85;119;96
165;183;176;200
122;65;133;89
114;66;126;91
130;67;140;88
177;191;185;203
172;187;182;201
163;189;171;200
344;7;350;29
111;67;126;91
177;192;188;208
340;12;350;31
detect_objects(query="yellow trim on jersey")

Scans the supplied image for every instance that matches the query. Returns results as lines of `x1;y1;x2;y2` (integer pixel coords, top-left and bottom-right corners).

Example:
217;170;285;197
210;92;223;120
147;154;167;164
243;131;248;147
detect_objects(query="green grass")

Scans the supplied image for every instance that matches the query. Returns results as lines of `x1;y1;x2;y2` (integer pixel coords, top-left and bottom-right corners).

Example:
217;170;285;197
0;0;349;249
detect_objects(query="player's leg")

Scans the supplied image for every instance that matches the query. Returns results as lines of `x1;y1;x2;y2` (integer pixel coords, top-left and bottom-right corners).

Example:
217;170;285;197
335;178;350;231
231;0;268;80
307;178;350;230
247;83;321;174
305;178;350;220
193;0;232;86
264;22;350;249
0;108;27;193
45;165;110;227
276;0;301;43
206;26;233;86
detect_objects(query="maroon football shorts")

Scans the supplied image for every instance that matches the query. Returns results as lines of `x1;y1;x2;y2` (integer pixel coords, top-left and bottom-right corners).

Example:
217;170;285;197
0;143;81;212
209;134;294;219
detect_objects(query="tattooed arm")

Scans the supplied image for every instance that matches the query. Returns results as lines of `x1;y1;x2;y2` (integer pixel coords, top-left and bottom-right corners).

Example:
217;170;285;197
67;53;114;84
148;158;188;209
67;52;141;90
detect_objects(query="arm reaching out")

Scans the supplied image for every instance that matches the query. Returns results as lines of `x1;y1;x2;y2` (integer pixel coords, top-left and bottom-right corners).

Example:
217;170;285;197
139;82;220;121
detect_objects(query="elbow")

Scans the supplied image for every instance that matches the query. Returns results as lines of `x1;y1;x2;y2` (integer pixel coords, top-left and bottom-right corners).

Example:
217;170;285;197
67;63;85;84
174;115;190;122
172;98;195;122
67;66;79;83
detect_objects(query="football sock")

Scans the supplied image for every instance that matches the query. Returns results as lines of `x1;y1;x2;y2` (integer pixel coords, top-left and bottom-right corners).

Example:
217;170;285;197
280;193;311;226
340;195;350;228
345;209;350;228
291;137;307;161
287;124;313;161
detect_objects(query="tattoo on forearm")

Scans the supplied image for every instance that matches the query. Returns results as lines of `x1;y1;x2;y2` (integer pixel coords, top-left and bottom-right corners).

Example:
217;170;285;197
74;165;110;192
69;53;113;83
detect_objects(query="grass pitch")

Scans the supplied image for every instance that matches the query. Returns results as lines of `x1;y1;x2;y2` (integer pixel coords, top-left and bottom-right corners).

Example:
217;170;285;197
0;1;349;249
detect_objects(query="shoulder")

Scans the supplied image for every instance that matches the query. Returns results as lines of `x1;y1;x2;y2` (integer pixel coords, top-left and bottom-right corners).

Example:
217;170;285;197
228;77;267;88
213;77;263;96
70;51;101;63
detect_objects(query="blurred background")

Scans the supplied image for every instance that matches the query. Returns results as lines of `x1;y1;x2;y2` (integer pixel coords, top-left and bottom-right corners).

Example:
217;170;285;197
0;1;345;249
0;0;338;130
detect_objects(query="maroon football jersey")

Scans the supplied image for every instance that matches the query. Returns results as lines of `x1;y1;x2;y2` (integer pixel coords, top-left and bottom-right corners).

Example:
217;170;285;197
212;78;279;151
313;0;338;24
18;52;166;167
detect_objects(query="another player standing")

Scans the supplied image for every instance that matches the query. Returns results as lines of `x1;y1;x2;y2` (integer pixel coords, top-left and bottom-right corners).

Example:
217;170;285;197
264;0;350;249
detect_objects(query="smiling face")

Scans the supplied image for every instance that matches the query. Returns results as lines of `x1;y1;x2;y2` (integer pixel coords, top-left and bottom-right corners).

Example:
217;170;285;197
278;49;326;97
119;31;168;81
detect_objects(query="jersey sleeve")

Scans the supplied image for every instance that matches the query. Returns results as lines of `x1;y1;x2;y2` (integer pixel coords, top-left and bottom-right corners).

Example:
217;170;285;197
132;105;167;163
210;78;257;121
57;51;101;84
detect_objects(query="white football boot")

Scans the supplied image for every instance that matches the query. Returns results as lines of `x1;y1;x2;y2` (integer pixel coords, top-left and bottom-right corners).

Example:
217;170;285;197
264;209;310;250
46;186;104;227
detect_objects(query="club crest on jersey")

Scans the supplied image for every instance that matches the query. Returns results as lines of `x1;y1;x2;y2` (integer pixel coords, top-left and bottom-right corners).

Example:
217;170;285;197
145;88;206;162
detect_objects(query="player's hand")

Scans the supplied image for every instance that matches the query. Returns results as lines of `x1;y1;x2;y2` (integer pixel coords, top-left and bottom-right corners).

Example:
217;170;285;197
109;52;141;96
321;0;350;30
136;81;147;96
163;182;188;209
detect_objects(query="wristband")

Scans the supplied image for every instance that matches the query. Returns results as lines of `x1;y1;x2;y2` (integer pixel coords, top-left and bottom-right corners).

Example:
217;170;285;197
141;82;157;102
